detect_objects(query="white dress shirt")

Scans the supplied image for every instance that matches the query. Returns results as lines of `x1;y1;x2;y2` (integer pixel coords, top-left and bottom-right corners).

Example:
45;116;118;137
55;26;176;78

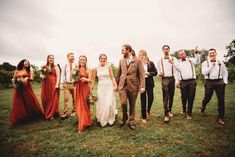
62;62;77;83
157;56;177;77
143;63;148;78
202;59;228;84
126;55;133;66
174;54;201;83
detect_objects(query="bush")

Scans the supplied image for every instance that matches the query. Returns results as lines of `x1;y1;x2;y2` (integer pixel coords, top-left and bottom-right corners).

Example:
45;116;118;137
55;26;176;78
0;70;14;88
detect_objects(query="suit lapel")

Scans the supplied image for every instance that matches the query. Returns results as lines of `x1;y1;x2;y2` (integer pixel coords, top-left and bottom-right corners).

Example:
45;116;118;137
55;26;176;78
127;57;136;73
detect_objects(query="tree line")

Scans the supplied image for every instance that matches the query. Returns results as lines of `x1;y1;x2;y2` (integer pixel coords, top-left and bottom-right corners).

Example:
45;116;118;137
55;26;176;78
1;40;234;88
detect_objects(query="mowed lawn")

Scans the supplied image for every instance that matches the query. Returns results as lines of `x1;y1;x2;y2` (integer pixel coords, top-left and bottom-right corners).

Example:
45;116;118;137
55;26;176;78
0;78;235;157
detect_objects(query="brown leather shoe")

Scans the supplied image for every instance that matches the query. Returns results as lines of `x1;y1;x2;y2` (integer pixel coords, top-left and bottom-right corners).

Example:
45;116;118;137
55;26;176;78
61;111;69;119
70;112;76;117
129;124;136;130
164;116;170;123
218;118;225;125
186;115;192;120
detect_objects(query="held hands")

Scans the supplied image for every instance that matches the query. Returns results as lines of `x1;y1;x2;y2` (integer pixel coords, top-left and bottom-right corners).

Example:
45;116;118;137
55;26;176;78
55;83;59;88
176;82;181;88
139;88;145;94
113;85;118;92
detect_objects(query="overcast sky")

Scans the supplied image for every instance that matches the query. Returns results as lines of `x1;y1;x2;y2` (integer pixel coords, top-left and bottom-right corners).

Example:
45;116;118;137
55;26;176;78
0;0;235;68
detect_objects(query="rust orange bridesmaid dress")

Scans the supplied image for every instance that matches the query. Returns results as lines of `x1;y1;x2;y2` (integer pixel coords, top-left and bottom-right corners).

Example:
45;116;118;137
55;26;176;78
10;72;44;125
74;68;93;132
41;67;60;119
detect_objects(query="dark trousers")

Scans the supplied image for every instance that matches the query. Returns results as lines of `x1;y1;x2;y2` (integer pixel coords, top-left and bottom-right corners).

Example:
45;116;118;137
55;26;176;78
140;78;154;119
180;79;197;116
119;86;138;124
202;79;225;119
161;77;175;116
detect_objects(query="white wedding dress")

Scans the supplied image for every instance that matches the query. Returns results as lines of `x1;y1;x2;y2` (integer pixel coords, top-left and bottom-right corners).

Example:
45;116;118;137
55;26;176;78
96;65;116;126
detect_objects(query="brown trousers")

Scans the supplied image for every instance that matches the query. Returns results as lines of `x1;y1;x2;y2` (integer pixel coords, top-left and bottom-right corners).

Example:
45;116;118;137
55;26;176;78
119;86;138;124
63;83;76;113
180;79;197;115
202;79;225;119
161;77;175;116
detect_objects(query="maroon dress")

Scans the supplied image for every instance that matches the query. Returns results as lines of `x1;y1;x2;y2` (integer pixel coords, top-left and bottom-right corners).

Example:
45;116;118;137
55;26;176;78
10;72;44;125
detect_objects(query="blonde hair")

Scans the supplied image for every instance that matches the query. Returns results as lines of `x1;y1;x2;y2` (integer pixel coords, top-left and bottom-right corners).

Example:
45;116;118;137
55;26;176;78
67;52;74;58
139;49;149;60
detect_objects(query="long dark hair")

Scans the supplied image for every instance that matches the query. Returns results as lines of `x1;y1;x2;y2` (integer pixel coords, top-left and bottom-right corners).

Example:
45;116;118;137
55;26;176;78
17;59;30;72
46;55;55;68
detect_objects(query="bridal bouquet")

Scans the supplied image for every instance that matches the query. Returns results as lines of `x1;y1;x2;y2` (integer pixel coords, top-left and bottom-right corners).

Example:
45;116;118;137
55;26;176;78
72;70;80;83
40;65;51;75
87;92;98;105
12;77;24;89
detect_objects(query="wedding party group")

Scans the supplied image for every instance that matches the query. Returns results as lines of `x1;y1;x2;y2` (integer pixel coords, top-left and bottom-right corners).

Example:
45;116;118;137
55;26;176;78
10;44;228;132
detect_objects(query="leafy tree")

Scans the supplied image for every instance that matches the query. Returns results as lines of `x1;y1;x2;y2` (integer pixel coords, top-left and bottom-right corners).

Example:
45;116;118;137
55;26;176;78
0;62;16;71
224;39;235;65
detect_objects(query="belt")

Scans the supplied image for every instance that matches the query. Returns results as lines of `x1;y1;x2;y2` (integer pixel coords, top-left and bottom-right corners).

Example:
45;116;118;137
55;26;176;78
64;82;74;84
206;79;222;81
181;79;195;81
162;76;174;79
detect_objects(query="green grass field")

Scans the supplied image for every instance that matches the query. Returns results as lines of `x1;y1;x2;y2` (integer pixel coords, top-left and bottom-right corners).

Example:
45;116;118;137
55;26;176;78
0;78;235;157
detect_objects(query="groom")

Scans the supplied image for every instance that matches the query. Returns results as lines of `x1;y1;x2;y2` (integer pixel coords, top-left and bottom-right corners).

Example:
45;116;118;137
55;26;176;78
116;44;145;130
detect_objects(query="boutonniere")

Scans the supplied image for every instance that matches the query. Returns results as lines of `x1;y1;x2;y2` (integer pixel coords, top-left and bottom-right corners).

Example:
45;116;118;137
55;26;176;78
131;59;135;64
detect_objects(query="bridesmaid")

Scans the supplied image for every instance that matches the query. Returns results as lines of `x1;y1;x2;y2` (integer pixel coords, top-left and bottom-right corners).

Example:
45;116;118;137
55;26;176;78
40;55;60;120
74;55;93;133
10;59;44;126
138;50;157;127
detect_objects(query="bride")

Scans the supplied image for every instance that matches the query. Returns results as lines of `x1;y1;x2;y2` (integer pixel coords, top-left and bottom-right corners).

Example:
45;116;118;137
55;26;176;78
91;54;118;127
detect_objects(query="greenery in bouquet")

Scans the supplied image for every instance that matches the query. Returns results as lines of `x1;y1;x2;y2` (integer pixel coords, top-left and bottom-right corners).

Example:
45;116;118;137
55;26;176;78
72;70;80;83
87;92;98;105
12;77;24;89
40;66;51;75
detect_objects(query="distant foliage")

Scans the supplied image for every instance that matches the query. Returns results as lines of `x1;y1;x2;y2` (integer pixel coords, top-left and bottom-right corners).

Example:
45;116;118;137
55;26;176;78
0;62;16;88
224;39;235;82
31;64;41;83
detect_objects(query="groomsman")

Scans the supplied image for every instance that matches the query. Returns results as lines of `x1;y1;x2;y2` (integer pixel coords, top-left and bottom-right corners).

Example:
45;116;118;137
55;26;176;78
174;49;201;119
200;48;228;125
157;45;176;122
116;44;145;130
61;52;77;119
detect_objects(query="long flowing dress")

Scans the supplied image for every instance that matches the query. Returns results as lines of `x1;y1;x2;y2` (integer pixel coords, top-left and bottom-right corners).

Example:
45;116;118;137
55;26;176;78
10;72;44;125
96;65;116;126
41;67;60;119
74;68;93;132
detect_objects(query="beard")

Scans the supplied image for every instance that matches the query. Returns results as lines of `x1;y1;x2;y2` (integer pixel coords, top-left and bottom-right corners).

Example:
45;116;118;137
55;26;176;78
123;52;129;58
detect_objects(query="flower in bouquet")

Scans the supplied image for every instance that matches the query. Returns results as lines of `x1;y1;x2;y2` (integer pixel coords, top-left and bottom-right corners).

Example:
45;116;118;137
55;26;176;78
87;92;98;105
12;77;24;89
72;70;80;83
40;65;51;75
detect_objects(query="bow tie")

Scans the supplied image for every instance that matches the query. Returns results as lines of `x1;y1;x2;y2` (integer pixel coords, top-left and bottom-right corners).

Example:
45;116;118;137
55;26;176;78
210;60;216;62
181;58;186;61
164;57;169;59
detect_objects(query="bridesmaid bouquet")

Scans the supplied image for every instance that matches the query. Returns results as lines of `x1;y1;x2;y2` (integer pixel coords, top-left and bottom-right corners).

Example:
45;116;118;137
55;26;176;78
40;66;51;75
12;77;24;89
72;70;80;83
87;92;98;105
